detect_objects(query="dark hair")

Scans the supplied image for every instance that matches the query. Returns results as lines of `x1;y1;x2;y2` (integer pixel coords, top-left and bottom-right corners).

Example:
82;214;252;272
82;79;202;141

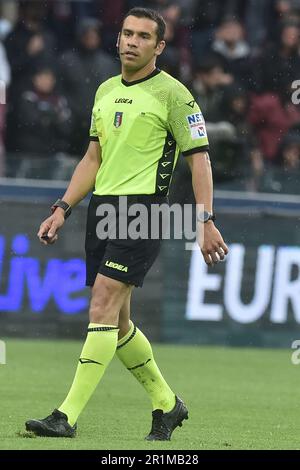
123;7;166;43
33;60;56;77
196;55;223;74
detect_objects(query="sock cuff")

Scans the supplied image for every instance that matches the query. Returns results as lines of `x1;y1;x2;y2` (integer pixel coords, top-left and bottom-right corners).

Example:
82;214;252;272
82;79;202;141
117;321;136;349
88;323;119;333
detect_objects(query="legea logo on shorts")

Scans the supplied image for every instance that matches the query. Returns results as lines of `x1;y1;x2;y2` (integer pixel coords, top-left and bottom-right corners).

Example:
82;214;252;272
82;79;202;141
105;261;128;272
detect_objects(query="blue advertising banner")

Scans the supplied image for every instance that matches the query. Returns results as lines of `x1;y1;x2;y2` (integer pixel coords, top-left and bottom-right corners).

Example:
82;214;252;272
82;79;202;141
0;195;162;339
163;207;300;348
1;180;300;347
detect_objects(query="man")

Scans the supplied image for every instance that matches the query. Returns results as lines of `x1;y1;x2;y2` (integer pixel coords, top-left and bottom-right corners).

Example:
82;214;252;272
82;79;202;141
12;63;72;179
59;18;119;155
0;38;10;176
25;7;228;441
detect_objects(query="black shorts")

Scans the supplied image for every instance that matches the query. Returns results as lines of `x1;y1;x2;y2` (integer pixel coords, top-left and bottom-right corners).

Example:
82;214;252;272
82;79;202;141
85;194;168;287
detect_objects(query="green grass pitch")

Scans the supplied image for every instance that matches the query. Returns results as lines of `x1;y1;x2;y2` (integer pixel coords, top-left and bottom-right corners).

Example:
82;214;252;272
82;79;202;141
0;338;299;450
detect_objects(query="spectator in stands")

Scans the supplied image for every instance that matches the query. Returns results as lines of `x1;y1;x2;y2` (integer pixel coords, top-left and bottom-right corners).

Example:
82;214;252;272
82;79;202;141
192;56;234;140
256;20;300;93
11;64;72;179
191;0;244;63
261;1;300;47
249;79;300;164
210;16;253;89
157;18;181;77
126;0;192;31
4;0;56;154
0;39;10;95
280;136;300;170
261;132;300;193
1;0;299;191
273;1;299;23
245;0;273;53
90;0;126;53
159;1;193;83
221;85;255;146
59;18;119;155
4;1;56;97
45;0;76;52
220;84;263;185
137;1;193;82
192;56;242;182
0;3;13;41
0;39;10;176
127;0;180;17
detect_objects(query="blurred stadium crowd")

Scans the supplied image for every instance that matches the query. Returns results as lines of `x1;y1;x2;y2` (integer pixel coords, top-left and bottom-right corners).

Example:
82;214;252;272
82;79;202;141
1;0;300;193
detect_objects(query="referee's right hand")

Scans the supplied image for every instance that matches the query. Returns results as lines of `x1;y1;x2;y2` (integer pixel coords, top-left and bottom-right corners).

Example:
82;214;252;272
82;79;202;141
37;210;65;245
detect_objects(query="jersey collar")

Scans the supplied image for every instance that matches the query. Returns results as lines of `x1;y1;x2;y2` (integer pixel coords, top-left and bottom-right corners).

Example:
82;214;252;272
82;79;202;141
121;68;161;87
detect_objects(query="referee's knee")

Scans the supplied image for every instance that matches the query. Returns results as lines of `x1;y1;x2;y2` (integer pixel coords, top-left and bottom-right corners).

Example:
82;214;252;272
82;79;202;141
118;318;131;339
89;274;130;325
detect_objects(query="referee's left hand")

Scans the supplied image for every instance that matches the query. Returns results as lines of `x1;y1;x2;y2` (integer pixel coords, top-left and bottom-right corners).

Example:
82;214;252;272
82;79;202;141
198;222;229;266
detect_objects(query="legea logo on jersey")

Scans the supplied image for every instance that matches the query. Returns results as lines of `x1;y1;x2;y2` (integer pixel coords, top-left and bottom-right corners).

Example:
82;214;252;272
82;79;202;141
115;98;132;104
186;113;206;140
114;112;123;128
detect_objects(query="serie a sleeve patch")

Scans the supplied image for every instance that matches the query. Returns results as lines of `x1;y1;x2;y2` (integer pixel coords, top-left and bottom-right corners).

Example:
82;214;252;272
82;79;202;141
186;112;207;140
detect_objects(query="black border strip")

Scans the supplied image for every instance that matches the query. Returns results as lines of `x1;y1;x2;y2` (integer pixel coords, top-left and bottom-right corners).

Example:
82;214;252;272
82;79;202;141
182;145;210;156
117;325;137;350
155;132;176;196
87;327;119;332
121;68;161;87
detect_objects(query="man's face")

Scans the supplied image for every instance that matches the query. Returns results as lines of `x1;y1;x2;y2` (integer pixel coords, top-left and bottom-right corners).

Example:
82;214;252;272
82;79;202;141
281;26;299;49
119;15;165;71
200;67;223;89
283;143;300;169
218;20;244;46
81;29;101;50
33;71;56;94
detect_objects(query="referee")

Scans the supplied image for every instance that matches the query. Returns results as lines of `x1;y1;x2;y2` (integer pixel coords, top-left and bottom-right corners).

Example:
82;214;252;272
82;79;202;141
26;7;229;441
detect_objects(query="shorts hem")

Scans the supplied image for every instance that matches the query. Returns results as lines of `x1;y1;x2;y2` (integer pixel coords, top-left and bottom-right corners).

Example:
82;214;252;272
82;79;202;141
87;269;143;288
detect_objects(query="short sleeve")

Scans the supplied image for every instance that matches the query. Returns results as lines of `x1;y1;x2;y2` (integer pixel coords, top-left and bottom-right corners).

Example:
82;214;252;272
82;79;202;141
168;83;209;156
89;108;98;141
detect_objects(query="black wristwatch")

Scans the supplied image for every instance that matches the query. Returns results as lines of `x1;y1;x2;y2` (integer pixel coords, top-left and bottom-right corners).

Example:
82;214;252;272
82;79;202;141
197;211;216;223
51;199;72;219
